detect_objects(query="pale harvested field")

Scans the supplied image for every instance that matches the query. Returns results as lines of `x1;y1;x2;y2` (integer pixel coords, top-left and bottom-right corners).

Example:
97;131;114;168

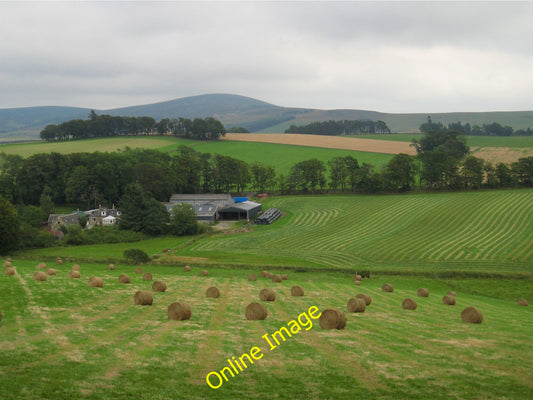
471;146;533;164
224;133;417;155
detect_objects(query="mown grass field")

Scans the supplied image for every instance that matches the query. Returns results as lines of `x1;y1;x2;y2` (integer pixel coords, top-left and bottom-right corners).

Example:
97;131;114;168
354;134;533;148
1;260;532;400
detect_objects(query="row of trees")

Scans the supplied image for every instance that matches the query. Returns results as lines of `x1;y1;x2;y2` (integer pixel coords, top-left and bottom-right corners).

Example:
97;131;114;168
285;120;391;135
420;116;533;136
40;112;226;141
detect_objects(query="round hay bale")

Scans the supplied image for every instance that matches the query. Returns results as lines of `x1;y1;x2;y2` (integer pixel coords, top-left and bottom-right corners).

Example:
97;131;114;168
461;306;483;324
245;302;267;320
33;271;47;281
517;298;529;306
56;259;63;265
417;288;429;297
248;273;257;281
167;302;191;321
347;297;366;313
36;262;47;269
143;272;153;281
201;270;208;276
291;285;304;296
108;264;115;270
206;286;220;298
447;291;457;297
183;265;191;272
152;281;167;292
355;293;372;306
271;274;282;283
402;298;417;310
442;295;456;305
259;288;276;301
118;274;131;284
281;274;289;280
3;261;12;268
319;309;346;330
354;280;361;286
68;271;81;279
4;267;15;275
260;270;268;277
265;272;274;279
354;274;362;281
134;291;153;306
46;268;57;276
88;276;103;288
135;267;142;274
72;264;80;271
382;283;394;292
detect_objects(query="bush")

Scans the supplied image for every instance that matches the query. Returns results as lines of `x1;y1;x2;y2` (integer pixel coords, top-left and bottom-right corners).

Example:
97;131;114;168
124;248;151;264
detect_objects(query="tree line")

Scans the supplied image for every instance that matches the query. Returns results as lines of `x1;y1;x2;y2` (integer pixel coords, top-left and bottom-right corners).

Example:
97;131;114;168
420;116;533;136
285;119;391;135
40;112;226;141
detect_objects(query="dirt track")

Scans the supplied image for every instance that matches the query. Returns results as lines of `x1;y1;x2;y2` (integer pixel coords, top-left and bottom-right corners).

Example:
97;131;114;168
224;133;416;155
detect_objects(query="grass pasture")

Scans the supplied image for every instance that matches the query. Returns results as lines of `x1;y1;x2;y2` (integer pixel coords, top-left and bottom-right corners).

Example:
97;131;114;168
1;260;532;400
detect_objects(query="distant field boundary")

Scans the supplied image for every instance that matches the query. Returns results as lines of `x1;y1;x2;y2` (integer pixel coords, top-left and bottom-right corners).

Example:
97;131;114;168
224;133;417;155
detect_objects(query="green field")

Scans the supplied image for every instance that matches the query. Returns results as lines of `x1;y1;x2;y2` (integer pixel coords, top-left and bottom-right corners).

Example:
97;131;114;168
1;261;532;400
0;136;393;173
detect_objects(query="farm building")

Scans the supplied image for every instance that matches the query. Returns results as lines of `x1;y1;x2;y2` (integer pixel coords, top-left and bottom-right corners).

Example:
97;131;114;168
48;212;82;231
218;201;262;221
166;194;262;222
86;206;121;226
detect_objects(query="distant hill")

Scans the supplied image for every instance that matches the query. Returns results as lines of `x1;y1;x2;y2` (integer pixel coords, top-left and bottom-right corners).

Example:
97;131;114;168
1;93;533;142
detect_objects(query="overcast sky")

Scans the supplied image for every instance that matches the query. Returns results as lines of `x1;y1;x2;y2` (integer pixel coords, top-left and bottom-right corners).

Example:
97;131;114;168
1;1;533;113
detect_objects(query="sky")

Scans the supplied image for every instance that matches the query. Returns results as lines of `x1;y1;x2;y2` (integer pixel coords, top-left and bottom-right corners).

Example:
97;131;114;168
1;1;533;113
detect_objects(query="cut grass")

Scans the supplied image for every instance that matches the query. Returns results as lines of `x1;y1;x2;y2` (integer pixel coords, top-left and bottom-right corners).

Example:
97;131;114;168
0;261;532;400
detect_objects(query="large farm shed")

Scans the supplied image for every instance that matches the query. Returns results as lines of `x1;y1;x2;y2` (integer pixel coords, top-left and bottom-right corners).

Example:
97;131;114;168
217;201;263;221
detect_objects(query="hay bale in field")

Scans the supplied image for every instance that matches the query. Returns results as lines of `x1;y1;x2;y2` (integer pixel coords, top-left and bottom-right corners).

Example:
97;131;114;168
4;267;15;275
245;302;267;320
442;295;456;305
382;283;394;292
201;270;208;276
118;274;131;284
417;288;429;297
68;271;81;279
265;272;274;279
291;285;304;296
356;293;372;306
46;268;56;276
461;306;483;324
36;262;47;269
143;272;153;281
167;302;191;321
72;264;80;271
109;264;115;270
206;286;220;298
319;309;346;330
134;291;153;306
248;273;257;281
152;281;167;292
3;261;12;268
183;265;191;272
402;298;417;310
517;298;529;306
354;280;361;286
447;291;457;297
56;259;63;265
135;267;142;274
347;297;366;313
281;274;289;280
33;271;47;281
260;270;268;277
354;274;362;281
271;274;282;283
88;276;103;288
259;288;276;301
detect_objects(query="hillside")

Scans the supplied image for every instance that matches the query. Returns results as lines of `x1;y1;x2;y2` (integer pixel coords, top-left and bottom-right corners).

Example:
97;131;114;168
2;93;533;141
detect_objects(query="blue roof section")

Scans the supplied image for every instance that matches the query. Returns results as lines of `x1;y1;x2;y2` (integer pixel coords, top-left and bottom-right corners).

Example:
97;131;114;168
232;197;248;203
